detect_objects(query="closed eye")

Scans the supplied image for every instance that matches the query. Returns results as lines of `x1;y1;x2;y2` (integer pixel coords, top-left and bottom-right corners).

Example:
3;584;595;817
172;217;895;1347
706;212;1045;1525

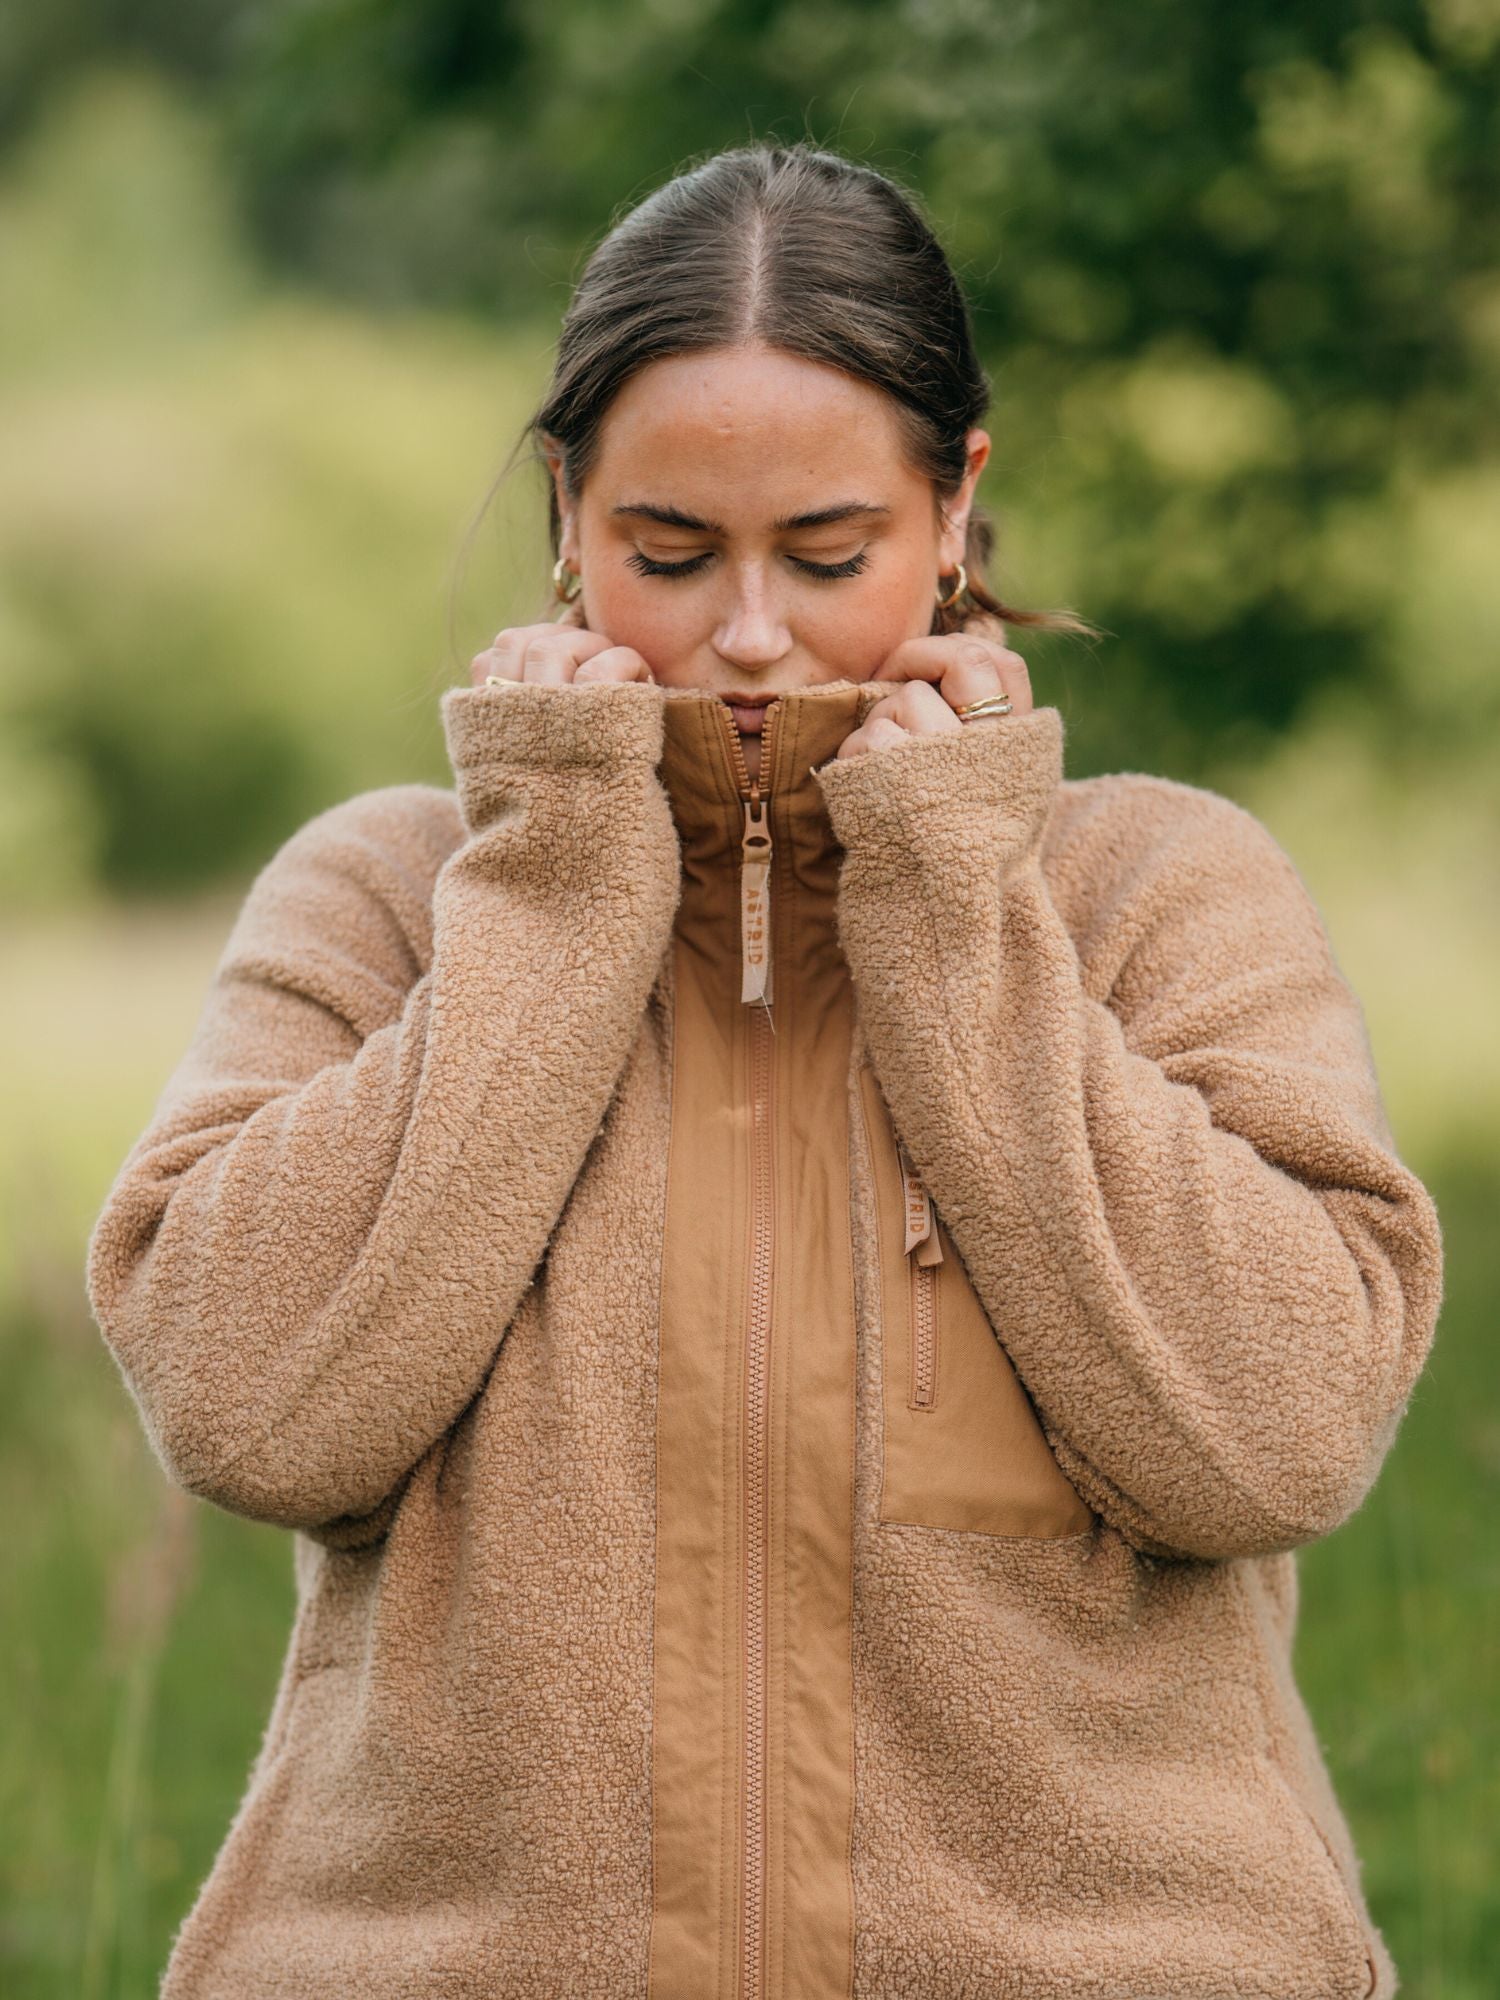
795;551;871;579
624;549;872;581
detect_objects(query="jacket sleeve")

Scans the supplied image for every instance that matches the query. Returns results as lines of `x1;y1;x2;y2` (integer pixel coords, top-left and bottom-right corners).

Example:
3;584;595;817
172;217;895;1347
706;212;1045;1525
85;678;681;1547
813;705;1444;1563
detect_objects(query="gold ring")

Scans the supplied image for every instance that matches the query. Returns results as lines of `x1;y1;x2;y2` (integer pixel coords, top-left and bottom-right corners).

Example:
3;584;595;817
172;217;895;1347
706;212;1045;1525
952;691;1014;721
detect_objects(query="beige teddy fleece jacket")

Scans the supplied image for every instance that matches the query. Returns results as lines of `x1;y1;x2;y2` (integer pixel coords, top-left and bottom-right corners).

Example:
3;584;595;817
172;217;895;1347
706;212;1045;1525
86;675;1444;2000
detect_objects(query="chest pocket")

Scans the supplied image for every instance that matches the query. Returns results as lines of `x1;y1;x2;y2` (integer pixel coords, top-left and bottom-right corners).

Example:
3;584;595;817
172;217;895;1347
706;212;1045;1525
857;1061;1094;1541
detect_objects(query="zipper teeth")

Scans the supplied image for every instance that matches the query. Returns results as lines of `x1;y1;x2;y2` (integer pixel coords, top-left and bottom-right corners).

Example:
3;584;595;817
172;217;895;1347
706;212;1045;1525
727;694;778;2000
722;698;773;803
911;1261;938;1408
742;1001;774;2000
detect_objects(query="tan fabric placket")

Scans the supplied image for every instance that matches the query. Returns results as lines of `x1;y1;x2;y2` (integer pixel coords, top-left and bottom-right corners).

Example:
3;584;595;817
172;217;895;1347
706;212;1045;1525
647;681;886;2000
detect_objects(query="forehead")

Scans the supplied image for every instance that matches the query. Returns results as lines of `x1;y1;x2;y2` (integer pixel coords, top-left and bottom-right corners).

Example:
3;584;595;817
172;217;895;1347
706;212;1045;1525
589;346;921;515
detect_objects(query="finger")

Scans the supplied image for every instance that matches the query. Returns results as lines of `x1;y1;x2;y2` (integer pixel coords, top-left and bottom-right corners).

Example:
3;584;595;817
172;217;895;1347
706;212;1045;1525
872;633;1014;684
836;683;961;760
473;624;554;686
874;634;1032;714
870;642;1004;716
830;710;921;761
573;647;654;684
863;679;964;737
512;626;615;685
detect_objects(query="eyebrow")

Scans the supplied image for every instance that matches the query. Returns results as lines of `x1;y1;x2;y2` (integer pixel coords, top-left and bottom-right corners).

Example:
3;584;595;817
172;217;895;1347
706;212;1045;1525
610;501;891;534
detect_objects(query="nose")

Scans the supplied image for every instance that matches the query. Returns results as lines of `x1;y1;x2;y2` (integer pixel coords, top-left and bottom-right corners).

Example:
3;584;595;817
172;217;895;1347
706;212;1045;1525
714;563;793;670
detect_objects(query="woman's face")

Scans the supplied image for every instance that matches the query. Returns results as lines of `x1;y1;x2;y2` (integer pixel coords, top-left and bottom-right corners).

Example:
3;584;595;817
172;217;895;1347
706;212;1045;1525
546;344;989;748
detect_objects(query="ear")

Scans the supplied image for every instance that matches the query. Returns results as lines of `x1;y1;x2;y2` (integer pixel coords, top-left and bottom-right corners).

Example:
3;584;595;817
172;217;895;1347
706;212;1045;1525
938;427;992;571
541;434;582;569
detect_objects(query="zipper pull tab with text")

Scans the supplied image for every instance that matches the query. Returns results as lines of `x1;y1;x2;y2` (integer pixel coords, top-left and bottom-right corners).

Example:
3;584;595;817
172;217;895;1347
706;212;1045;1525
741;796;773;1004
898;1144;944;1267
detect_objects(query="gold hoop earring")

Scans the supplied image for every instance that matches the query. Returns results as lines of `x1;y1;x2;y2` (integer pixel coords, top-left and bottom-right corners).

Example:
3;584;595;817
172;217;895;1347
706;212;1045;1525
552;556;583;604
935;562;968;611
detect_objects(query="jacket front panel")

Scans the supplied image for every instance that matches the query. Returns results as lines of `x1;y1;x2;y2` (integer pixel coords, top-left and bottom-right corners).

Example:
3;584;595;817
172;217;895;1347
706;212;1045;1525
156;981;680;1989
83;673;1445;1998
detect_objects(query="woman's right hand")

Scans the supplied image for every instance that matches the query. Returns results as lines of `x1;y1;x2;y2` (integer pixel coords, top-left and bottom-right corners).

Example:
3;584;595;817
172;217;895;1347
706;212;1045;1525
469;598;655;688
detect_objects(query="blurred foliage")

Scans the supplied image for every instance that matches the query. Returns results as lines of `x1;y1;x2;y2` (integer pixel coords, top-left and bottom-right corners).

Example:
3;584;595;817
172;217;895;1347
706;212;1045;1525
0;69;555;901
0;5;1497;903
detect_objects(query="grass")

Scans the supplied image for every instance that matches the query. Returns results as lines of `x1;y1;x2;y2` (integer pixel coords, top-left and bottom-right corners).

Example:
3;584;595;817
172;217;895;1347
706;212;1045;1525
1294;1134;1499;1995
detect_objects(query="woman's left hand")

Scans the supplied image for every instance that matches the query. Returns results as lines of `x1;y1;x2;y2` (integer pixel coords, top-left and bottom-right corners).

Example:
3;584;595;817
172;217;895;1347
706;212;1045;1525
828;613;1033;761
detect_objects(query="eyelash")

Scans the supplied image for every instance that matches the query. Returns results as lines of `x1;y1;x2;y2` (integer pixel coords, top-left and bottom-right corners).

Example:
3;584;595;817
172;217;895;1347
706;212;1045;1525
624;550;871;581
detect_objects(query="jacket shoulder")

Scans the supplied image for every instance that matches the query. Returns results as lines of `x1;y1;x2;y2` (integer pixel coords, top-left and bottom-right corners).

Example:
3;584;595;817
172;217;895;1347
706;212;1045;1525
269;781;466;888
1043;768;1326;969
1048;765;1287;859
221;782;468;1032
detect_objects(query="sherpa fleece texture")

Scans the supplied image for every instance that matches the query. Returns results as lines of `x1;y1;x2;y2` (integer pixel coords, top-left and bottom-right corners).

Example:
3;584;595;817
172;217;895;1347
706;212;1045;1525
86;676;1444;2000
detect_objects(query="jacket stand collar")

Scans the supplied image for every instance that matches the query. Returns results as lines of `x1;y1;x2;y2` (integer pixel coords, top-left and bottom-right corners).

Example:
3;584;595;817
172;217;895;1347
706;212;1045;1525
657;679;892;862
656;679;893;1006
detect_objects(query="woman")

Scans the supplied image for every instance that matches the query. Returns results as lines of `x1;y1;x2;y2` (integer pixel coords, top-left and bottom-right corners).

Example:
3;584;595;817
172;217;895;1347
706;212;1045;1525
87;141;1443;1999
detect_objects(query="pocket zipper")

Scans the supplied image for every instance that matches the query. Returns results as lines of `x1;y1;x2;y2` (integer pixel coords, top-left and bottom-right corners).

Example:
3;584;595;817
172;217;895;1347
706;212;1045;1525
897;1142;943;1410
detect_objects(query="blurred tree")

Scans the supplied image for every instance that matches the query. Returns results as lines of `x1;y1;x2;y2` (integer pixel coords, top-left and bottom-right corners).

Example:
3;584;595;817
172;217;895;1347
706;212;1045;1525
0;2;1497;882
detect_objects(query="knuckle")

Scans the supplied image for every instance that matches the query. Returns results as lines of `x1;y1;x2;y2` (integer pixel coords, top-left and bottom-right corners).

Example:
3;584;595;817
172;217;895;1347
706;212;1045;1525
867;713;910;742
580;660;644;692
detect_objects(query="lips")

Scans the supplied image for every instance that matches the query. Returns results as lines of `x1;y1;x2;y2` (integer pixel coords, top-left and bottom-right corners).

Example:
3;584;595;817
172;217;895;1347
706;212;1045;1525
721;694;779;736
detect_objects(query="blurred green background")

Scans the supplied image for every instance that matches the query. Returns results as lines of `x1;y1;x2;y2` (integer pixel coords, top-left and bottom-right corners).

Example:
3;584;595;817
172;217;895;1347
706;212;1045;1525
1;3;1496;1993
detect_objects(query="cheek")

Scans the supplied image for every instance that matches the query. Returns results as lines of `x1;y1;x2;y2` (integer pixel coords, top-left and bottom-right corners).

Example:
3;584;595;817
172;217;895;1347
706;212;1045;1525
802;559;934;675
581;568;700;663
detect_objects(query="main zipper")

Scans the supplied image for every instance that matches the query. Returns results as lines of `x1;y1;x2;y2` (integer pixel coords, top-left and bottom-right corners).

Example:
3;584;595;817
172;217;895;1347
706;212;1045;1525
719;698;779;2000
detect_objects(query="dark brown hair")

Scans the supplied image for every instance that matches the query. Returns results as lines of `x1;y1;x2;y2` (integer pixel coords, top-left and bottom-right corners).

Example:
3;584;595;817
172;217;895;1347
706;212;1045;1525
474;139;1098;642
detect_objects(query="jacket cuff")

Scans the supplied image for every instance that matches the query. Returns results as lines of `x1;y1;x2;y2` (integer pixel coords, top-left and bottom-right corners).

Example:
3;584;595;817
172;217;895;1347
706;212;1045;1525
813;703;1064;857
442;678;668;776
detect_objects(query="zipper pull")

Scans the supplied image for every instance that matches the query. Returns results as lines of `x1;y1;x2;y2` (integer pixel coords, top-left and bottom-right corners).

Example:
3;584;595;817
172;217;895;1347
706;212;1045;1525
741;796;773;1004
898;1144;944;1266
